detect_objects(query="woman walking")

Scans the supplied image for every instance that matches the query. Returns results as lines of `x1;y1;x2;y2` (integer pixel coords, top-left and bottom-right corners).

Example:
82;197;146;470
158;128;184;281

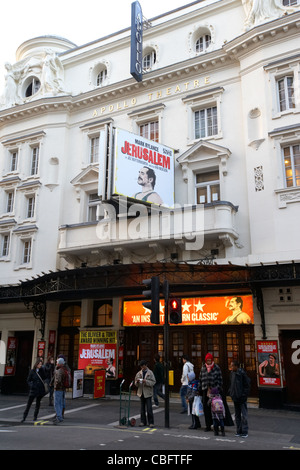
21;359;46;422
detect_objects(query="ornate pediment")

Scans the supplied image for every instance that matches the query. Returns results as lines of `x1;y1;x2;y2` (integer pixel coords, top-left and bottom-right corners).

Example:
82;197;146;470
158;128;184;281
177;140;231;181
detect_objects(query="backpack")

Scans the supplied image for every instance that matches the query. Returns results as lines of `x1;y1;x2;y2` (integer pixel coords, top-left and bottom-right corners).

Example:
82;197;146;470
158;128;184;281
63;367;72;388
211;396;225;414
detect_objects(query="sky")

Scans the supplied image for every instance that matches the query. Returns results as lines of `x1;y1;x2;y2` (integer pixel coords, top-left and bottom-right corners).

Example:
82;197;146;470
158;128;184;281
0;0;194;91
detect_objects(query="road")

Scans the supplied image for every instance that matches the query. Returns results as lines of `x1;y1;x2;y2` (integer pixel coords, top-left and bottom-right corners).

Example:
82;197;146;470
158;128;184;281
0;394;299;456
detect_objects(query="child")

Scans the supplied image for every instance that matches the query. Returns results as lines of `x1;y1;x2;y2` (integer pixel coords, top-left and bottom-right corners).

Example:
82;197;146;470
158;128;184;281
208;386;225;436
186;371;201;429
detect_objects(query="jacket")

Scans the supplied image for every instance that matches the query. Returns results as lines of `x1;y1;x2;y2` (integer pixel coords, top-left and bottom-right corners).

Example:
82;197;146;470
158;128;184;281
27;368;46;397
153;361;164;384
229;368;251;403
198;363;223;393
181;361;194;385
135;368;156;398
54;364;66;391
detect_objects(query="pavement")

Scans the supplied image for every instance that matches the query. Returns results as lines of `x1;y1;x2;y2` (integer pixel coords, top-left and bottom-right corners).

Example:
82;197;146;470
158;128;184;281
0;391;300;448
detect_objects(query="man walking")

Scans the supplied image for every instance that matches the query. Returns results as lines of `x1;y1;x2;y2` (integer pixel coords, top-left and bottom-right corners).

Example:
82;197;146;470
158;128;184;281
229;360;251;438
153;354;165;407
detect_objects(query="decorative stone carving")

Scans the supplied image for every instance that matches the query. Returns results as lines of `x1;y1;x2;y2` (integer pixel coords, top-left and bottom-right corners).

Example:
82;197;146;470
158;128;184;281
0;49;67;109
242;0;296;30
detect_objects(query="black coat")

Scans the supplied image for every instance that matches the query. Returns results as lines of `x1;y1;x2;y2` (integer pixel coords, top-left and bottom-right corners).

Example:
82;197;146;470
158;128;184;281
26;368;46;397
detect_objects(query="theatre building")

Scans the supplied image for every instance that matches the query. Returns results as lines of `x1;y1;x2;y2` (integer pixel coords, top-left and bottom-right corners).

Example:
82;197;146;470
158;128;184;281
0;0;300;409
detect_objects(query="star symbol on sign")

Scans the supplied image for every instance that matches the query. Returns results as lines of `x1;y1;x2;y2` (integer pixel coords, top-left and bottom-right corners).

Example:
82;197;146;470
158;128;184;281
160;302;164;314
195;300;205;312
143;305;151;314
182;300;192;313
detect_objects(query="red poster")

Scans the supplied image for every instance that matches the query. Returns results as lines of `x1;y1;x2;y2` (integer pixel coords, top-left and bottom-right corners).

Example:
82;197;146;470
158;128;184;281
257;340;281;387
94;370;106;398
4;337;18;376
123;295;254;326
37;341;46;360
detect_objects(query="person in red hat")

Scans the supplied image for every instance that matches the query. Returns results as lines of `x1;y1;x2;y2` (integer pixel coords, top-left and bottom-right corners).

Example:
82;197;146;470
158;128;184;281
198;353;223;431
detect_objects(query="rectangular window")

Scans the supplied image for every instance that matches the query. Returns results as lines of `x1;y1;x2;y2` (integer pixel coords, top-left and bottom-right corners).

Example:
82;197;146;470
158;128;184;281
27;196;35;219
283;145;300;187
31;146;39;175
6;191;14;213
194;106;218;139
139;121;159;142
196;170;220;204
1;234;10;257
22;239;32;264
10;150;18;172
277;76;295;112
90;136;99;163
87;193;101;222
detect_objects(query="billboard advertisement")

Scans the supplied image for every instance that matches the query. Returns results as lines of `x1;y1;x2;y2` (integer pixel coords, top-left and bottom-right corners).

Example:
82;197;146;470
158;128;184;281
123;295;254;327
112;128;175;207
78;330;117;378
257;340;281;387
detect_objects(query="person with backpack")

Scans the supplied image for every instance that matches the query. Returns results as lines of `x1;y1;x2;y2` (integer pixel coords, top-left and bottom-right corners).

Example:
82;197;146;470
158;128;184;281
208;386;225;436
229;360;251;438
57;354;72;419
180;355;194;413
52;357;67;424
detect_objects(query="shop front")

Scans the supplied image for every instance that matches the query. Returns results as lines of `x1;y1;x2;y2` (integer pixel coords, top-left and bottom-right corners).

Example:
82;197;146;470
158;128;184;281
123;293;258;397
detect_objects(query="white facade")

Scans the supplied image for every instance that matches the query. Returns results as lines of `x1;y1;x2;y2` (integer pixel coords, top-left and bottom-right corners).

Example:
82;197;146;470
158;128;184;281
0;0;300;402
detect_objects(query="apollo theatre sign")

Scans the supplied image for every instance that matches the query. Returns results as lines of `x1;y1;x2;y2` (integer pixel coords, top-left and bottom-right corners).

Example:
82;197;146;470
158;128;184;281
130;1;143;82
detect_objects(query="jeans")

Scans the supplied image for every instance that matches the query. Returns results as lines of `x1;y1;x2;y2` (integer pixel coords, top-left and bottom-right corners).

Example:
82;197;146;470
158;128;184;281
54;390;64;421
153;383;165;405
180;385;188;411
234;401;248;435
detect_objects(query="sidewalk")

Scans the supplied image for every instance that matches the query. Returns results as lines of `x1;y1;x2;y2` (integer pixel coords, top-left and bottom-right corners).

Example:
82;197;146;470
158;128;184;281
0;391;299;444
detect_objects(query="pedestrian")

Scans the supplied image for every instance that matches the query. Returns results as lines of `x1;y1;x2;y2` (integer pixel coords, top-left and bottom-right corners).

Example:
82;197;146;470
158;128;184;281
229;360;251;438
44;356;55;406
180;354;194;413
21;358;46;422
153;354;165;407
53;357;66;424
198;353;223;431
208;386;225;436
186;371;201;429
134;359;156;427
57;354;71;418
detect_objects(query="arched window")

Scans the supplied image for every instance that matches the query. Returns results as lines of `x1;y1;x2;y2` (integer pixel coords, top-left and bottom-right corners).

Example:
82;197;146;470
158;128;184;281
196;34;211;54
96;68;108;87
24;77;41;97
143;50;156;72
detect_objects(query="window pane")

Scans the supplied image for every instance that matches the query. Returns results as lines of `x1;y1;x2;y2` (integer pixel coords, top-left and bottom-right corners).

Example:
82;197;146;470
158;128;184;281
195;107;217;139
140;121;159;142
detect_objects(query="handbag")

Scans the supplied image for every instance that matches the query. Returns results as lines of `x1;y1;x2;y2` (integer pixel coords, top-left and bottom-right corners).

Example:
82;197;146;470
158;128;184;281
36;371;49;396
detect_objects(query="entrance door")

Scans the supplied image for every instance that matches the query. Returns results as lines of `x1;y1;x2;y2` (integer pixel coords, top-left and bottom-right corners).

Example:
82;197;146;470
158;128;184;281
281;330;300;404
14;331;34;393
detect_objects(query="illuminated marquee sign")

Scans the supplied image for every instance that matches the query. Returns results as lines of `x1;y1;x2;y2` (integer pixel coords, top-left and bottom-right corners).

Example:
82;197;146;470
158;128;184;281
130;1;143;82
123;295;254;326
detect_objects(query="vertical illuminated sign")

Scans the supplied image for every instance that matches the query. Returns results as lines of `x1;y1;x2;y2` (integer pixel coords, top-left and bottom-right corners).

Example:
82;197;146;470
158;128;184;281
130;1;143;82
